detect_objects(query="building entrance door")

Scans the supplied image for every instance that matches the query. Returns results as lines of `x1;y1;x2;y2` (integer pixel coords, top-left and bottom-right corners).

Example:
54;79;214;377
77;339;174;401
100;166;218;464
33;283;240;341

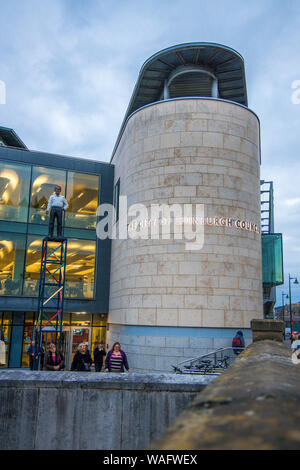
42;327;91;370
64;326;92;370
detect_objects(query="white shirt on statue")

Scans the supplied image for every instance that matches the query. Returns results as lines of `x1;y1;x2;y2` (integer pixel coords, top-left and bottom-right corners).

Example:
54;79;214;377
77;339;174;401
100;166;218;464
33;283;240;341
46;194;69;212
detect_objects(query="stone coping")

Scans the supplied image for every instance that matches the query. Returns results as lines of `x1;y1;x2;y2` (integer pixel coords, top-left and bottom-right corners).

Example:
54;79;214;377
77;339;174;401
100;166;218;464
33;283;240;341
151;340;300;450
0;369;216;392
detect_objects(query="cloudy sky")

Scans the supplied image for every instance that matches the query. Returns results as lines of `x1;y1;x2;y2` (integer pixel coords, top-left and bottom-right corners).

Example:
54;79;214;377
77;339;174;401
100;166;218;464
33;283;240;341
0;0;299;305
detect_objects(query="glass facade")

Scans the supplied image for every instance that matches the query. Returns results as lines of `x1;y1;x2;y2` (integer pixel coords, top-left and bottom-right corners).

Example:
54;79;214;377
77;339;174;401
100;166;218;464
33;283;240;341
24;236;96;299
65;238;96;298
0;312;12;368
21;312;106;369
262;233;284;286
0;233;26;295
30;166;66;225
66;171;99;229
0;159;100;299
0;160;31;223
0;150;113;369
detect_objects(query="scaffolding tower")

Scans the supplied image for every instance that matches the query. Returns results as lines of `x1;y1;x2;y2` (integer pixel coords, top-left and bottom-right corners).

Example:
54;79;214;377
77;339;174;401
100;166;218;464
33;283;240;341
32;236;67;370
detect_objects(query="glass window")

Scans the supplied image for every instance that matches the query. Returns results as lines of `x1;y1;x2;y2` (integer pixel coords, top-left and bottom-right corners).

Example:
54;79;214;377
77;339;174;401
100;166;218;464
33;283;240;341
92;313;107;326
65;172;99;229
21;323;34;368
0;160;31;223
23;236;42;296
91;327;106;354
24;236;96;299
24;236;65;297
65;239;96;299
0;313;12;369
262;233;284;286
71;313;92;326
0;233;26;295
114;179;120;222
30;166;66;225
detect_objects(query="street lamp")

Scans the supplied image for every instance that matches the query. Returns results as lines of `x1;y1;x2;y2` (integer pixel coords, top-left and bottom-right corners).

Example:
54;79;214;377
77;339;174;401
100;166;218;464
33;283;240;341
289;274;299;339
281;292;289;338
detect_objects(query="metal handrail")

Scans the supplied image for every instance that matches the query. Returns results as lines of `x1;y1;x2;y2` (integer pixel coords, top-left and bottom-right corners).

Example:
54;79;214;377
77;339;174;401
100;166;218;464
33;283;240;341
175;347;246;367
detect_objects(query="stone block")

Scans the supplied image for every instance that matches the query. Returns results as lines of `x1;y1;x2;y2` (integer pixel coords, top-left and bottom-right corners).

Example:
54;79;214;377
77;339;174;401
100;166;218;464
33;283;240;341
174;185;196;197
180;132;203;147
178;309;202;327
189;337;214;349
251;319;284;343
160;133;181;148
145;336;166;347
202;309;225;327
186;119;208;132
157;308;178;326
203;132;223;148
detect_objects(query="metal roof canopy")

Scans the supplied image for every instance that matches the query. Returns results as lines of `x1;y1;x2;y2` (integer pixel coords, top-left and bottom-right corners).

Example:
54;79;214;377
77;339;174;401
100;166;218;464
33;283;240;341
0;126;27;149
111;42;248;161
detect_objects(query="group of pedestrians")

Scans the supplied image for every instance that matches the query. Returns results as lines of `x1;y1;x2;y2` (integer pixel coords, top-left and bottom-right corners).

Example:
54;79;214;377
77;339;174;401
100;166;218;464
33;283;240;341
27;339;130;373
71;341;130;373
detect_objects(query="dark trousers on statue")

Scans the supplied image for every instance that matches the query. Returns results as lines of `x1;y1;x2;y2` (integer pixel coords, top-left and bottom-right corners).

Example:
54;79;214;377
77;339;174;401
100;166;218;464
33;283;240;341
49;206;63;237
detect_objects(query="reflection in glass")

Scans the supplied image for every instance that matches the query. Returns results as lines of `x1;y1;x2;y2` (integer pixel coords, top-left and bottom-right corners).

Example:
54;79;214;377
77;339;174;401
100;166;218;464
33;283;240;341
0;322;11;369
0;234;26;295
65;239;96;299
91;326;106;356
71;313;92;325
24;237;65;297
0;160;31;222
22;323;33;368
30;166;66;225
65;172;99;229
23;236;42;296
24;236;96;299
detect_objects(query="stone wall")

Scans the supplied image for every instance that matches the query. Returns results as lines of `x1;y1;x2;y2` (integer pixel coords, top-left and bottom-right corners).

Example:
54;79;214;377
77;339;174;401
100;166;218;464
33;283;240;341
152;322;300;450
0;370;213;450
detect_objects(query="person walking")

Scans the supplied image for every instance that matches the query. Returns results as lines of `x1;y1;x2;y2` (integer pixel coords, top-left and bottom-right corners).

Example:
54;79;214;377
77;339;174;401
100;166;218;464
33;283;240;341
27;340;42;370
71;343;93;371
0;331;6;366
43;343;64;371
232;330;245;356
105;342;130;373
93;342;106;372
291;335;300;364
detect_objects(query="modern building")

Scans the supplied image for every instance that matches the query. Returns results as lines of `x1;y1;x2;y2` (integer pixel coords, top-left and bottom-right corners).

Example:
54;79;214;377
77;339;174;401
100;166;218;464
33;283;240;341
260;180;284;316
108;42;267;372
0;126;114;369
0;42;283;372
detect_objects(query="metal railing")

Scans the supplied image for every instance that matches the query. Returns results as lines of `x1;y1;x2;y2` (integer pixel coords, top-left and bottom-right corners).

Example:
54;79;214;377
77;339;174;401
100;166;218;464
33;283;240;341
171;347;245;375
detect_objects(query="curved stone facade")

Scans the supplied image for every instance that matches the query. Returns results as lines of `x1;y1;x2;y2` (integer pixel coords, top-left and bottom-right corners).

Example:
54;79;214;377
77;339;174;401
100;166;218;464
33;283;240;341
108;98;263;371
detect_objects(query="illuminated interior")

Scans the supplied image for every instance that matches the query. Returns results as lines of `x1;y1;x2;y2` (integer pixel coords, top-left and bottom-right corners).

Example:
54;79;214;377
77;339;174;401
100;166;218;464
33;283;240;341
30;166;66;225
0;234;25;295
20;312;106;369
24;236;96;298
0;161;31;222
65;172;99;229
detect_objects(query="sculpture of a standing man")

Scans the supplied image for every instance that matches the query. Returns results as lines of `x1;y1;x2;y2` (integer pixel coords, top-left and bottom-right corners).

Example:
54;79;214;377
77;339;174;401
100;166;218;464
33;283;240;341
46;185;69;238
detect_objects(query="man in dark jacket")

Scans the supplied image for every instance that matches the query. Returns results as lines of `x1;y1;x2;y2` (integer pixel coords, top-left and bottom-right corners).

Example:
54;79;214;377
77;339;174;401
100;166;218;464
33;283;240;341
27;340;42;370
93;342;106;372
71;343;93;371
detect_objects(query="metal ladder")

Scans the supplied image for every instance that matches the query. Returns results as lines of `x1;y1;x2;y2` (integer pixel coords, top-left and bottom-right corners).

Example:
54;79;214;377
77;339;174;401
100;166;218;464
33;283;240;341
32;236;68;370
